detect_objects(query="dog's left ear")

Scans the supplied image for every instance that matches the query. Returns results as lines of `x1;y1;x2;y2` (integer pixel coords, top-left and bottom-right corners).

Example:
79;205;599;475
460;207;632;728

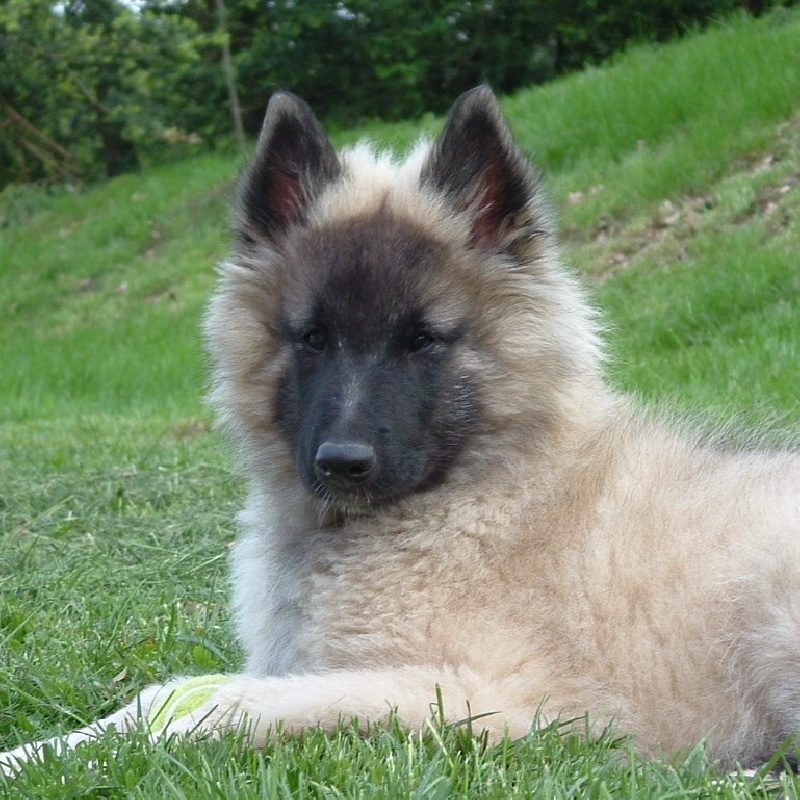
422;86;541;251
237;92;342;244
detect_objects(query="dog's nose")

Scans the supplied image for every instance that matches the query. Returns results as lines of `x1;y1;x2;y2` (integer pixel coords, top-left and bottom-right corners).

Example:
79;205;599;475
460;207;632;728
315;442;376;488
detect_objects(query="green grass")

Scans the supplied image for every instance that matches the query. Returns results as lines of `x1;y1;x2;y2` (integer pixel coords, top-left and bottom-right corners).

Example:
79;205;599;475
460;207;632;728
1;6;800;796
1;155;235;422
5;718;797;798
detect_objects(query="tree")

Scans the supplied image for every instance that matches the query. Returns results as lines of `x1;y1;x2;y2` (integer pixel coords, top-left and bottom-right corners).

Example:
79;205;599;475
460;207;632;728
0;0;210;184
2;0;788;188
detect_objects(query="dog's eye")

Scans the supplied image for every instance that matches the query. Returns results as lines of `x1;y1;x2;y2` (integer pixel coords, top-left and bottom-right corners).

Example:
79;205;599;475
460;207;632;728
300;328;326;353
409;330;435;353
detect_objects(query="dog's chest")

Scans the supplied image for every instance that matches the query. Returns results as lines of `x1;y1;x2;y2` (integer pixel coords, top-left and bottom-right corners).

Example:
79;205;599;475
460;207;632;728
301;534;461;664
239;522;507;674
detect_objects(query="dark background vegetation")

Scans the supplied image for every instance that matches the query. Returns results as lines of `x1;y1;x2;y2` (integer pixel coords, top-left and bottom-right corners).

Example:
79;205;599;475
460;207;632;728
0;0;792;188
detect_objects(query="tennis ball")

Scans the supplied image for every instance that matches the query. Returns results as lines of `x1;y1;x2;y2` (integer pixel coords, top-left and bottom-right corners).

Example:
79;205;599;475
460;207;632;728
147;674;232;733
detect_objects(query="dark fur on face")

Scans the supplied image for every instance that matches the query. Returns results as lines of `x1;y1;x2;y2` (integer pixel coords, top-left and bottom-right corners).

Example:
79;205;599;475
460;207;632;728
273;212;481;510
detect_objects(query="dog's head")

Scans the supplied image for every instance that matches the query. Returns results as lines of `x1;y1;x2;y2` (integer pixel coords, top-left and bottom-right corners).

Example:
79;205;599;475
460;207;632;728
207;88;603;514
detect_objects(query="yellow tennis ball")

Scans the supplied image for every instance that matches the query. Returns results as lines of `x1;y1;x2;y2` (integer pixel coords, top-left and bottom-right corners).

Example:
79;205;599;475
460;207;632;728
147;674;231;733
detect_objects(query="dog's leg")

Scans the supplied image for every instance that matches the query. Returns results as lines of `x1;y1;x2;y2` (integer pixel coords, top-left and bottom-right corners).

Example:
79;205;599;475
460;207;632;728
1;666;535;775
162;666;534;746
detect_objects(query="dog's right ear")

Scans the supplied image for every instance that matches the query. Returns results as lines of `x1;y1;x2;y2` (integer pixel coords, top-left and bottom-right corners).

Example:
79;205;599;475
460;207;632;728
422;86;540;252
237;92;341;244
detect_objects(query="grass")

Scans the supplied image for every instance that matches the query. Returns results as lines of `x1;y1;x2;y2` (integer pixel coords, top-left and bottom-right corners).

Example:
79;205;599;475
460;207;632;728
1;6;800;796
5;719;798;798
1;155;235;422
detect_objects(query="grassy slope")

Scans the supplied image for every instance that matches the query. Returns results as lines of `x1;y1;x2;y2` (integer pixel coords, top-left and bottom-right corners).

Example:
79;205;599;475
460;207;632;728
1;7;799;796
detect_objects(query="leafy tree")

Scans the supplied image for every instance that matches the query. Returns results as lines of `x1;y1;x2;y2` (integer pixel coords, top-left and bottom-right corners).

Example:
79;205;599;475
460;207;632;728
225;0;559;125
551;0;744;71
0;0;211;184
2;0;793;188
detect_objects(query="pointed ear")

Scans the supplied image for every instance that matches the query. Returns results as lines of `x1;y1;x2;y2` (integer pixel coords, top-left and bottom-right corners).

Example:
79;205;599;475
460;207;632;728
237;92;341;243
421;86;540;251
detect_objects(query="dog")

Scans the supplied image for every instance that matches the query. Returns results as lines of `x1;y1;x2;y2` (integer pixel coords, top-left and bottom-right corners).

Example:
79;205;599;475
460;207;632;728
2;86;799;774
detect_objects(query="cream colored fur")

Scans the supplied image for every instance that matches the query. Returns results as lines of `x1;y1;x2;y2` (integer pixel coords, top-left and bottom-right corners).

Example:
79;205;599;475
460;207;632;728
2;89;799;776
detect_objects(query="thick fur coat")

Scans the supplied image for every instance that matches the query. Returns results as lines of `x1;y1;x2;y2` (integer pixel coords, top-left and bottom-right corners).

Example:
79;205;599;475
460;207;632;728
3;87;799;773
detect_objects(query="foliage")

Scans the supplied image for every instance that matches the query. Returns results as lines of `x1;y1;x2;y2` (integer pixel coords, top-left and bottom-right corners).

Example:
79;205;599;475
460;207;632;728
228;0;559;128
552;0;749;69
0;0;215;184
198;0;796;128
2;0;798;188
